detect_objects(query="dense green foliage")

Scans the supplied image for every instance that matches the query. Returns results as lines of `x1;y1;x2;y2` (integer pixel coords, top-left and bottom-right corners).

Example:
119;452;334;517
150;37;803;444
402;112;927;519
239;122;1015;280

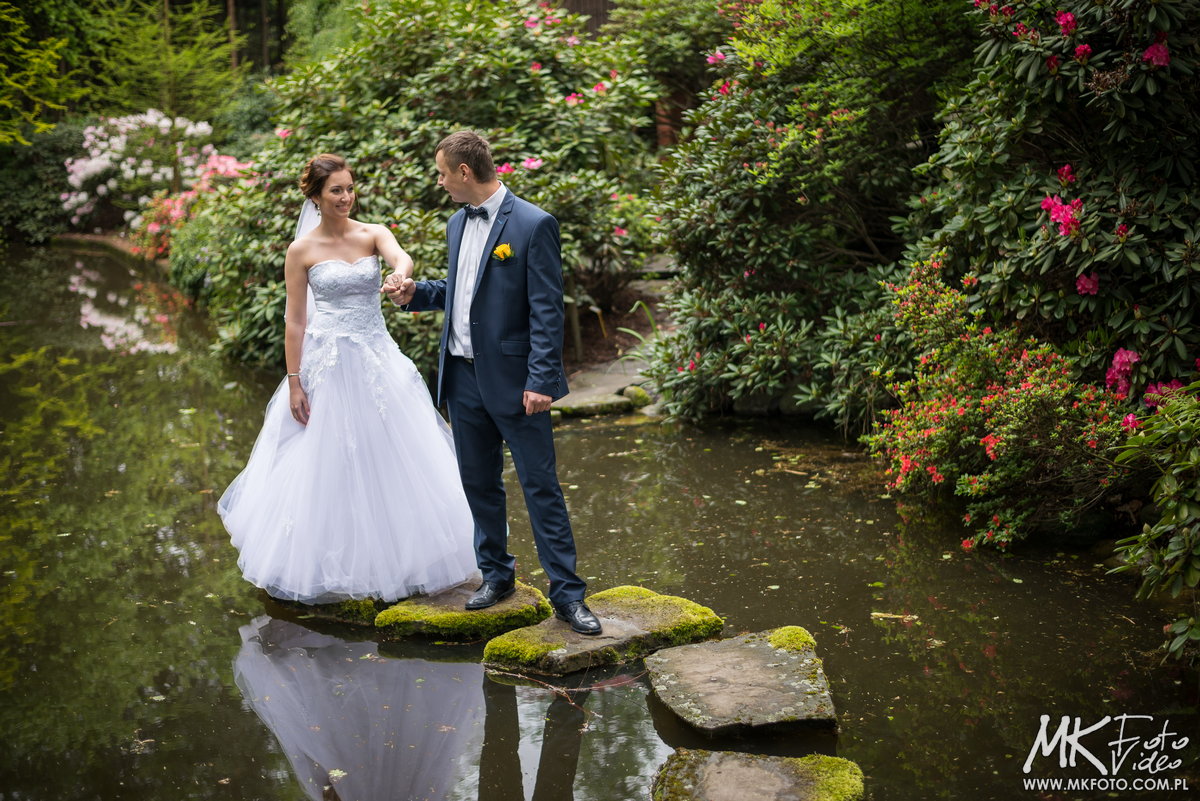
644;0;977;426
903;0;1200;396
0;122;82;243
1114;381;1200;660
171;0;658;370
0;1;78;145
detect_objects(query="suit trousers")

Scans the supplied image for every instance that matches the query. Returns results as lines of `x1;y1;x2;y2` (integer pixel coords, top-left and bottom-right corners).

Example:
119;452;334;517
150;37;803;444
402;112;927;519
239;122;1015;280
443;355;585;607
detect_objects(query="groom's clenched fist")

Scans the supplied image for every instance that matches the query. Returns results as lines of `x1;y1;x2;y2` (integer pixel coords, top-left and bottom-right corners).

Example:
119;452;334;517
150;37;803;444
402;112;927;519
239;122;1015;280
382;275;416;306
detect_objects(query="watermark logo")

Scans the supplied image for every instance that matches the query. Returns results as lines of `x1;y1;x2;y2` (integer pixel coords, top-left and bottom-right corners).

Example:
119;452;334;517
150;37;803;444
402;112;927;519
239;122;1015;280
1021;714;1190;793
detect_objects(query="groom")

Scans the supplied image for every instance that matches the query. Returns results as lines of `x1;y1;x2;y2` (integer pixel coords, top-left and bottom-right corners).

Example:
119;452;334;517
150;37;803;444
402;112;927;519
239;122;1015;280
384;131;601;636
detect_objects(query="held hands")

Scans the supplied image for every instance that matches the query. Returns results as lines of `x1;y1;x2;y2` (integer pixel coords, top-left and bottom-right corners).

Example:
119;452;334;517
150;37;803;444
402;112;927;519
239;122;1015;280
382;274;416;306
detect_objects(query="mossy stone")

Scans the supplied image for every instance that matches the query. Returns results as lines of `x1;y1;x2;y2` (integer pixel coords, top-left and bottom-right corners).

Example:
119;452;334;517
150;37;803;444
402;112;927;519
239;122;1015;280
652;749;864;801
269;596;386;627
767;625;817;653
483;585;723;675
622;384;653;407
374;580;551;641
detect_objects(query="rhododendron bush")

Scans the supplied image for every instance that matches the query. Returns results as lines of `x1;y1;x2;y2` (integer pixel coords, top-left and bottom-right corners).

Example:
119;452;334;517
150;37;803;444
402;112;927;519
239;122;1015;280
902;0;1200;400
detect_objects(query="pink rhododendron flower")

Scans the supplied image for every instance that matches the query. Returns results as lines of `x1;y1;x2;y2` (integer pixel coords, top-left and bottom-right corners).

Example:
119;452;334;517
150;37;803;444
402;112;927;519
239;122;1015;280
275;128;292;138
1074;44;1092;62
718;81;731;95
1121;413;1140;432
1046;54;1061;73
1143;34;1170;67
1144;380;1183;408
564;92;584;106
522;157;544;170
592;82;607;93
1055;11;1077;36
1075;272;1099;295
613;226;627;236
1105;348;1140;395
1115;223;1129;241
565;35;580;46
524;16;539;28
1000;4;1014;16
706;51;726;64
1057;163;1075;184
496;162;515;174
610;69;618;79
1041;195;1082;236
530;62;542;71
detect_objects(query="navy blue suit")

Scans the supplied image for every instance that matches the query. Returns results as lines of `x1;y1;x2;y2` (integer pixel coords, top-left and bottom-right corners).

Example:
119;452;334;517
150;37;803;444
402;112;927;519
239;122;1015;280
406;190;585;606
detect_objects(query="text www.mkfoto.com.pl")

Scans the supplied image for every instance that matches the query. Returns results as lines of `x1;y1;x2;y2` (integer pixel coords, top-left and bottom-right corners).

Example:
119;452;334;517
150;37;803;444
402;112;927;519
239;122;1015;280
1022;777;1190;792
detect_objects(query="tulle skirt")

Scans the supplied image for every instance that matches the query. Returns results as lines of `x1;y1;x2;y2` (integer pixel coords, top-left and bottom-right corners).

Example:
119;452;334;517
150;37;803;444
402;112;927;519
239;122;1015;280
219;331;478;603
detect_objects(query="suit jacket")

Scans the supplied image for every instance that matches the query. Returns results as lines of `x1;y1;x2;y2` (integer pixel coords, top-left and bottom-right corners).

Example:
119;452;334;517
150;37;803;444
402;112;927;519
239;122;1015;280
407;189;569;414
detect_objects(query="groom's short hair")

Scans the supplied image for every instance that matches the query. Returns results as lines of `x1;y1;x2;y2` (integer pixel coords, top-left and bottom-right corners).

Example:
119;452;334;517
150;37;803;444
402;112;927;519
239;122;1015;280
436;131;496;183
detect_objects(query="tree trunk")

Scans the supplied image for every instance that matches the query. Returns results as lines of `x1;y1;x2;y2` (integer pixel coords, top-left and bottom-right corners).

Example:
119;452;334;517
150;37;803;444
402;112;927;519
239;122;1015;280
260;0;269;69
227;0;239;69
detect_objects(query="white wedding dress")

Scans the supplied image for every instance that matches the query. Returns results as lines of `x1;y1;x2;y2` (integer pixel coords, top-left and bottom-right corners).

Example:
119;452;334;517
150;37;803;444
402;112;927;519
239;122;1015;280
219;255;478;603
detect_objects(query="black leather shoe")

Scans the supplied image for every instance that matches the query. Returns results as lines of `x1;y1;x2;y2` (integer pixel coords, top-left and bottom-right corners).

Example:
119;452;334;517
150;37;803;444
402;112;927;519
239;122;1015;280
555;600;602;636
465;581;515;610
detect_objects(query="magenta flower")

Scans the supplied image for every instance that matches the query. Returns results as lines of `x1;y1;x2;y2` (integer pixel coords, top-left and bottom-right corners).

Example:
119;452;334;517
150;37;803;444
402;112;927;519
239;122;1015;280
1121;413;1140;432
522;157;544;170
1041;195;1082;236
1105;348;1141;396
718;81;731;95
1046;55;1061;74
1144;380;1184;409
1057;163;1075;184
1000;4;1014;16
496;162;515;174
524;16;539;28
564;92;584;106
613;226;627;236
1143;35;1170;67
274;127;292;139
1115;223;1129;241
1055;11;1077;36
1075;272;1099;295
530;62;542;72
1074;44;1092;63
610;69;619;79
707;51;726;64
592;82;607;93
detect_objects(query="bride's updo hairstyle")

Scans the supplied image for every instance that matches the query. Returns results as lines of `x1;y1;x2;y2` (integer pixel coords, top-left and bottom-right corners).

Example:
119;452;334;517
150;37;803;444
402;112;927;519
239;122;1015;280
299;153;352;199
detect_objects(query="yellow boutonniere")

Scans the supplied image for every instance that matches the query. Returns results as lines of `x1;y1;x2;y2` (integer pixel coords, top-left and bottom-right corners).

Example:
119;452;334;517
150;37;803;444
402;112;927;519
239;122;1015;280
492;243;513;261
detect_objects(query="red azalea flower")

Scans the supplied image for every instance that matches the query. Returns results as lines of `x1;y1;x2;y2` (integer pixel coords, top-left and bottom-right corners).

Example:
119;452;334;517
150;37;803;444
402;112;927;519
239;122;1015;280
1074;44;1092;63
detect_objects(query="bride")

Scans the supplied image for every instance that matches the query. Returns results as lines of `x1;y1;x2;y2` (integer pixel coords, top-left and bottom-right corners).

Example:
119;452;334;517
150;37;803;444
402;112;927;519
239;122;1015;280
219;153;478;604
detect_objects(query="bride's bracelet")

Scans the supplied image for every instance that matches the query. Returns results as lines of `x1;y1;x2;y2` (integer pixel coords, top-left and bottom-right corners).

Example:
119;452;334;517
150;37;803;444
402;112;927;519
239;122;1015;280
286;372;300;378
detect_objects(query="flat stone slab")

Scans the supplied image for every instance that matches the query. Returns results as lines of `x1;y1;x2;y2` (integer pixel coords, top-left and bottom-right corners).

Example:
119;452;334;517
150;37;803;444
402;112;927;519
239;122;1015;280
483;585;723;676
645;627;836;736
374;579;551;641
652;749;864;801
553;393;634;417
268;596;387;627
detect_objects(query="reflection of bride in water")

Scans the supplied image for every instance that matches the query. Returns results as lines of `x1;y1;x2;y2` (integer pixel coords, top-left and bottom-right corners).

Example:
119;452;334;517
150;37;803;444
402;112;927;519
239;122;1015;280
234;616;485;801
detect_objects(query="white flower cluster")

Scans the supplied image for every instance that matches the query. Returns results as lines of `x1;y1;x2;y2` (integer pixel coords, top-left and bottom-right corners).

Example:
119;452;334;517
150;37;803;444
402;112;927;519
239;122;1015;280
61;109;219;230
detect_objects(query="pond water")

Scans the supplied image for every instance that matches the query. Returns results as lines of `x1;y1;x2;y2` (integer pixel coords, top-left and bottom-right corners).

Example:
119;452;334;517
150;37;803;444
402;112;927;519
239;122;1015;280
1;244;1197;801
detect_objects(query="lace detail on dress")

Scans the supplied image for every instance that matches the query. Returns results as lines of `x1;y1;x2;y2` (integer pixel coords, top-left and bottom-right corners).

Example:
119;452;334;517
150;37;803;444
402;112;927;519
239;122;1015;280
298;256;422;418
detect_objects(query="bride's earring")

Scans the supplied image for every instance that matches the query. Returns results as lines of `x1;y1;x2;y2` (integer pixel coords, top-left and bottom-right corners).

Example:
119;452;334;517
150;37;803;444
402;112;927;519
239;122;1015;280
313;199;321;216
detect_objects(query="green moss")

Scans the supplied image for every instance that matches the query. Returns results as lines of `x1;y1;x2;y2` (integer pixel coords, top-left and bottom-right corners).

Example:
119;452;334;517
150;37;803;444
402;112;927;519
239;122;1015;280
483;626;565;666
623;384;653;407
374;581;551;641
589;585;723;642
788;754;865;801
768;625;817;653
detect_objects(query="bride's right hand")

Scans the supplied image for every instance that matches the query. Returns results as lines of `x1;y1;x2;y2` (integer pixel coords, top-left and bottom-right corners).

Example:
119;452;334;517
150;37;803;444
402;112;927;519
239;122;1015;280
289;382;311;426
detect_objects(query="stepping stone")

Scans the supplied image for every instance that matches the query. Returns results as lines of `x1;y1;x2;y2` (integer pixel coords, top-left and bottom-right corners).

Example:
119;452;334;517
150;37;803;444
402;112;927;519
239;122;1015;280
553;394;635;417
374;580;551;641
645;626;836;736
483;585;723;676
268;596;387;627
652;749;864;801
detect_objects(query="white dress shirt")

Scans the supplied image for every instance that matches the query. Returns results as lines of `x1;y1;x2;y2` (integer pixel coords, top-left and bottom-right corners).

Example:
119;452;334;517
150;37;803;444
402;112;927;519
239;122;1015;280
448;184;507;358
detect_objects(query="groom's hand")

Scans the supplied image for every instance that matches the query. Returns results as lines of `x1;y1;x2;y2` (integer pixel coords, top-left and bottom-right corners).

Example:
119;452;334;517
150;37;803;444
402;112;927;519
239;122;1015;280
523;390;552;415
382;276;416;306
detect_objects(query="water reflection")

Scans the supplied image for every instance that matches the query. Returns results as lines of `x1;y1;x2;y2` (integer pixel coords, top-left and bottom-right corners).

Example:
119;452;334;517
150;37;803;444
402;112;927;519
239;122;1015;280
235;615;650;801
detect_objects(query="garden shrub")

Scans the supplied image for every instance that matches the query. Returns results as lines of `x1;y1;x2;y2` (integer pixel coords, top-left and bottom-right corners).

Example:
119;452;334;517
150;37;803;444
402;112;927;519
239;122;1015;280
644;0;977;424
1114;379;1200;661
864;255;1132;549
170;0;659;369
901;0;1200;398
0;121;82;244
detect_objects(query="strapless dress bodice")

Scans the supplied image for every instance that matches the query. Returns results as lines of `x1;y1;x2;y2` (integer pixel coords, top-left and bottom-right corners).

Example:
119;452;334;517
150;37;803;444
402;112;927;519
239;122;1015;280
306;255;385;338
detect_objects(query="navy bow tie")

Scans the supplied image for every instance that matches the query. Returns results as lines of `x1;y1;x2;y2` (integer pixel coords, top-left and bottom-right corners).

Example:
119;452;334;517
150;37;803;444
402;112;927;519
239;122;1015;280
464;205;488;220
